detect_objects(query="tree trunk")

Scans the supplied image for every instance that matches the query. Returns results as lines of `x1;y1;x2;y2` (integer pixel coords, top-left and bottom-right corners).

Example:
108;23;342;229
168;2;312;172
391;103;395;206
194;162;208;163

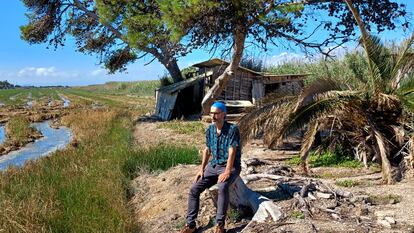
159;56;184;83
208;177;283;225
201;26;247;114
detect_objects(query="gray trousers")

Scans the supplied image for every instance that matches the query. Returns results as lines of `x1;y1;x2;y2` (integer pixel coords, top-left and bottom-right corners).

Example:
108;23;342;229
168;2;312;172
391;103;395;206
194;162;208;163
186;163;241;227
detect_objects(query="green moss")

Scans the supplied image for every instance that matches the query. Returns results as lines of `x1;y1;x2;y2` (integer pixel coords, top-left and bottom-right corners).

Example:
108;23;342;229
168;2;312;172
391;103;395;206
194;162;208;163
335;179;361;187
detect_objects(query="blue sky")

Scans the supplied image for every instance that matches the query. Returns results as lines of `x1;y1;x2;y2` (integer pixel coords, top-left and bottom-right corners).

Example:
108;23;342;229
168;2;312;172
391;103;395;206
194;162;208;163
0;1;413;86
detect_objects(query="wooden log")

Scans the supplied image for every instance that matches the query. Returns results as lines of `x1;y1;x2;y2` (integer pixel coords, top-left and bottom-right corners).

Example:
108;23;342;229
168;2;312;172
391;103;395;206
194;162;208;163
208;177;283;224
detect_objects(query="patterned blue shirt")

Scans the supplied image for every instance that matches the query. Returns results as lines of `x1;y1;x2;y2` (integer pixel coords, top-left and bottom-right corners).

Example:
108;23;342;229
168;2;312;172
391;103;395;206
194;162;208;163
206;121;241;167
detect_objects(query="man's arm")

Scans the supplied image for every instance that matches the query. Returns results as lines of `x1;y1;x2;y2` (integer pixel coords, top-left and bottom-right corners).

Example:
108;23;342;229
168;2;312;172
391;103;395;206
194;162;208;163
194;147;210;182
218;146;236;182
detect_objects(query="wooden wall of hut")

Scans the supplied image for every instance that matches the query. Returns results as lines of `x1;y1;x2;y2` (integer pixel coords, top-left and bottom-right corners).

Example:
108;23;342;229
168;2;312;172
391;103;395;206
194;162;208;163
202;66;257;102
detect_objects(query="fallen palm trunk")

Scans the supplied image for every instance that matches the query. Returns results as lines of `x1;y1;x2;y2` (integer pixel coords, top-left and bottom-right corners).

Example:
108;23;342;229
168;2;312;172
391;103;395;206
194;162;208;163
208;176;284;225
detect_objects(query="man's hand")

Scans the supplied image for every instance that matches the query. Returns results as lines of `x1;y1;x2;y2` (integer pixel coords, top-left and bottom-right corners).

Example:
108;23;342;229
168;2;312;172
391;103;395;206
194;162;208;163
194;169;204;183
218;170;231;183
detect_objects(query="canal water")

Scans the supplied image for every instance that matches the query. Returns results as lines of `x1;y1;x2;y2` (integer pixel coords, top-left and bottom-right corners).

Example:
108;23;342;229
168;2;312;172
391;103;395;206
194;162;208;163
0;121;72;170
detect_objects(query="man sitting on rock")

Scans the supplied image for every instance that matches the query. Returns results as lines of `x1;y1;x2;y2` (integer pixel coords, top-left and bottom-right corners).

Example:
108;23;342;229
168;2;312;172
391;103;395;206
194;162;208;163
181;101;242;233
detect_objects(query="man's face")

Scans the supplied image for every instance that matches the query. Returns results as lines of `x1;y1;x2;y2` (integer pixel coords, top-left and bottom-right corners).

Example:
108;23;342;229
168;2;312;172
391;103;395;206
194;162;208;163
210;106;225;124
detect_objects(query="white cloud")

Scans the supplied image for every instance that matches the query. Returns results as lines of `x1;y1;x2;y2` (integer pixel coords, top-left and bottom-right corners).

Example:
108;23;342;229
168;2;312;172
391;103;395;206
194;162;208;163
90;69;106;76
17;66;79;78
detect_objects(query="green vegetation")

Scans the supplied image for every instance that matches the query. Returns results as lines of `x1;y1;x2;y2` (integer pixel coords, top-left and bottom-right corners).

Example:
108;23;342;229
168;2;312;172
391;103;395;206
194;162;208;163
0;107;197;232
240;30;414;184
0;80;18;89
267;51;368;86
0;110;139;232
80;80;160;96
227;209;241;223
335;179;361;187
3;116;40;148
0;88;63;106
289;210;305;219
122;144;199;179
288;149;362;168
158;120;206;135
368;194;401;205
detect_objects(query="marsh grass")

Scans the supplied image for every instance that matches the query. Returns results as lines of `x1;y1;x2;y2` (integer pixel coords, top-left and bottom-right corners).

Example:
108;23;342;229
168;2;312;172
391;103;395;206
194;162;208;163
4;116;40;146
158;120;206;135
0;110;138;232
79;80;160;97
0;88;66;106
0;106;200;232
122;144;199;179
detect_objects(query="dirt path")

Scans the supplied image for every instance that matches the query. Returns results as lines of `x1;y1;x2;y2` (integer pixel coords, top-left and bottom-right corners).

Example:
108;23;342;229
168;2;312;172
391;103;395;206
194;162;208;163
133;120;205;149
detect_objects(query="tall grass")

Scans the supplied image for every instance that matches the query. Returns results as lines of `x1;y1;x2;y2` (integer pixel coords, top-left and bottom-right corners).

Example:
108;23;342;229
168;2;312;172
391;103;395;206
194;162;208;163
0;108;200;232
267;51;369;87
0;110;136;232
122;145;199;179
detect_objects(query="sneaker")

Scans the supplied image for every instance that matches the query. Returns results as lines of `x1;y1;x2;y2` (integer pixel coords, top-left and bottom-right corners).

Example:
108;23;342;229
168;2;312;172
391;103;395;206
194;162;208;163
215;225;225;233
180;224;196;233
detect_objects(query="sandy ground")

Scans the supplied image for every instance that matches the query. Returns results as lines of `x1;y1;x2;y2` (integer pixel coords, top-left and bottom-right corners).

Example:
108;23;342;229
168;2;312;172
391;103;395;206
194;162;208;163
131;120;414;233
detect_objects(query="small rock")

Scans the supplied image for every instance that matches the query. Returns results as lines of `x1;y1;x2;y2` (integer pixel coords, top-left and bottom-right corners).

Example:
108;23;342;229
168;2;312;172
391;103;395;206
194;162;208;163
170;214;179;221
389;198;399;204
331;213;341;220
377;219;392;228
384;216;396;225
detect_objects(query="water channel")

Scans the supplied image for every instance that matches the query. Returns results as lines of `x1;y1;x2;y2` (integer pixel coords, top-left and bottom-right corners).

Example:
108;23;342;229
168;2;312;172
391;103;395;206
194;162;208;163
0;126;5;144
0;121;72;170
58;94;70;108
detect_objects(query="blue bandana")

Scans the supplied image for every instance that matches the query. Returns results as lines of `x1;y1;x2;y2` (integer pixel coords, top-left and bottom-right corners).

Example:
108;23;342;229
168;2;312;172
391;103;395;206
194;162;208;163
212;101;227;113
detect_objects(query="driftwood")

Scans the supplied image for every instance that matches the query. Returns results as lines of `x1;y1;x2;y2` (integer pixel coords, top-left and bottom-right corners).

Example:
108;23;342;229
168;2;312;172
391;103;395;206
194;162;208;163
209;176;283;223
205;158;382;232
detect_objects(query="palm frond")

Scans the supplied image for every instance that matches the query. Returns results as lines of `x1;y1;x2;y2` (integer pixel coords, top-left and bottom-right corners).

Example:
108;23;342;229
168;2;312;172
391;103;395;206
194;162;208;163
373;129;394;184
283;90;361;138
396;70;414;96
294;78;342;112
238;95;297;146
396;72;414;111
298;120;320;174
390;32;414;90
360;35;393;92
